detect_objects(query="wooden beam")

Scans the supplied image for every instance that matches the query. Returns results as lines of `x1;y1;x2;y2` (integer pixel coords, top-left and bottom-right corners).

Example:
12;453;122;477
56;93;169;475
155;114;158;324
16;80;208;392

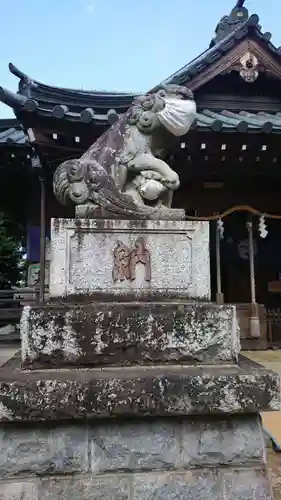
28;129;85;152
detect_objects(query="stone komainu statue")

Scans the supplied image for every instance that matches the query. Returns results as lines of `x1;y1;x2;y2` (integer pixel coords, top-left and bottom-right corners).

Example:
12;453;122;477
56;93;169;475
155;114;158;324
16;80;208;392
53;84;196;219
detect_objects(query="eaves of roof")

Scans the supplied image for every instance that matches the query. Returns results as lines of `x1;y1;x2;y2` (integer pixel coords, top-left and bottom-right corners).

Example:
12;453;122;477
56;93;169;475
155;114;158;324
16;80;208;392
0;82;134;126
1;107;279;137
195;109;281;133
0;11;280;134
8;63;140;112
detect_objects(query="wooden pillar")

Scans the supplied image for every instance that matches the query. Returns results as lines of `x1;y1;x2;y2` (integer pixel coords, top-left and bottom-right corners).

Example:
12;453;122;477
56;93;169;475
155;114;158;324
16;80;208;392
246;219;260;338
215;219;224;305
39;175;46;303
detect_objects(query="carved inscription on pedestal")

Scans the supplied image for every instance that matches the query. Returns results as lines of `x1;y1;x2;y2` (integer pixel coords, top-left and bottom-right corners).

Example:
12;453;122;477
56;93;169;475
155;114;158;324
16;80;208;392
112;237;151;282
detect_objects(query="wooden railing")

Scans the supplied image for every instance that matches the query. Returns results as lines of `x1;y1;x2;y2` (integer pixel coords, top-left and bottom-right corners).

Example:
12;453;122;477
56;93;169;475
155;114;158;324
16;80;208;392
0;290;22;327
0;288;37;342
265;308;281;348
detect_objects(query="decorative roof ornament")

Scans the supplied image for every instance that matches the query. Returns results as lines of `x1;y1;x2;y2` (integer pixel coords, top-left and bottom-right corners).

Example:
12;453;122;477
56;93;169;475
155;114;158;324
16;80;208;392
210;0;249;47
239;52;259;83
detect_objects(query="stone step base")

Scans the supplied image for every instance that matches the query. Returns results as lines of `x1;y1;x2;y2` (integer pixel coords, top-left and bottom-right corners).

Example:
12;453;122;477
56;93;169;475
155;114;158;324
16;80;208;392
0;415;273;500
0;467;273;500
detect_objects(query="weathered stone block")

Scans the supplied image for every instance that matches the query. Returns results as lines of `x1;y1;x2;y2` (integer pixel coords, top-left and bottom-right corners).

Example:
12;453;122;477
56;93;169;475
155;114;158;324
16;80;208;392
220;467;273;499
49;219;210;300
182;415;265;466
21;302;240;367
39;476;130;500
0;417;274;499
0;468;274;500
0;481;39;500
90;420;180;472
0;415;266;483
89;415;265;473
131;470;221;499
0;425;88;478
0;360;279;422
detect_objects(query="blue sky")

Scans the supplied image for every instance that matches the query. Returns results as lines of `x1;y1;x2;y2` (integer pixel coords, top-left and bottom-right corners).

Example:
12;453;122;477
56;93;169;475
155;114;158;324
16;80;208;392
0;0;281;118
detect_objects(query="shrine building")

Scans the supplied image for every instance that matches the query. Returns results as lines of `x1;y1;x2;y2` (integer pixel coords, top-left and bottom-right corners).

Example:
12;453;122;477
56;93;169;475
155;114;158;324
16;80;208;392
1;1;281;349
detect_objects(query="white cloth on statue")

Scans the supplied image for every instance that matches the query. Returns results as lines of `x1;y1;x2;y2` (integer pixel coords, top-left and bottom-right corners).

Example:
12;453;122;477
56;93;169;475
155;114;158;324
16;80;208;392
157;97;196;136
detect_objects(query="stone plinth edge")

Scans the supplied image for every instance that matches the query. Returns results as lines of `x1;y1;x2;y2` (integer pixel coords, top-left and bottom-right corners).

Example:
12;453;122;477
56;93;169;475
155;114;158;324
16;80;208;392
75;205;186;220
0;358;279;422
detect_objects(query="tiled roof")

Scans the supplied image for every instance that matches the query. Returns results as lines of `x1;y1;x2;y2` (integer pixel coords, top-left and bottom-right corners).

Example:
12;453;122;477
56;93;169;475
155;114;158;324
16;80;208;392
195;110;281;133
159;14;280;87
0;5;280;133
0;66;139;126
1;108;280;136
5;63;140;115
0;120;28;146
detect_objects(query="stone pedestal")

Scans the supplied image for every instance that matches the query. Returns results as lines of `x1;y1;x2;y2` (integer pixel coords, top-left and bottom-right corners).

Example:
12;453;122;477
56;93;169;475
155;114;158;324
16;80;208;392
0;218;279;499
49;219;210;300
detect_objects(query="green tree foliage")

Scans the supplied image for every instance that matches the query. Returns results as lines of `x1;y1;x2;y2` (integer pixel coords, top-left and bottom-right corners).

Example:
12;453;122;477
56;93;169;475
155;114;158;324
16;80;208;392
0;218;23;289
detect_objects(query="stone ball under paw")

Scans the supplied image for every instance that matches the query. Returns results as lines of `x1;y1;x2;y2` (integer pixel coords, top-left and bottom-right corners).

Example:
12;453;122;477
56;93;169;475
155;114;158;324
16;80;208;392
139;179;165;201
